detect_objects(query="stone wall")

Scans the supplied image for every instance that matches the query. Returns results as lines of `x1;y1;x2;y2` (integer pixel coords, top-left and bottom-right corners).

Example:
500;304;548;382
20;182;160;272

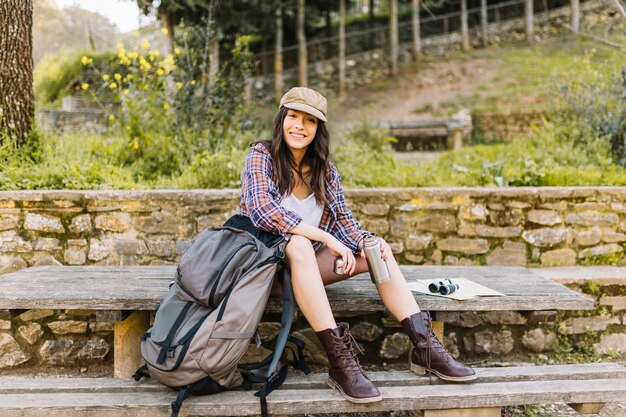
0;188;624;373
0;188;625;273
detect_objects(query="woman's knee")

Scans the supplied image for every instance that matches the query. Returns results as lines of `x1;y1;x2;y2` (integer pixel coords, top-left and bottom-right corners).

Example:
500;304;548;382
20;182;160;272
285;235;316;264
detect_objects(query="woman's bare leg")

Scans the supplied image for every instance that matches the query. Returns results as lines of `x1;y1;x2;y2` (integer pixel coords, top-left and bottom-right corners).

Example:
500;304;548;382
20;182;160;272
316;241;420;321
285;235;336;331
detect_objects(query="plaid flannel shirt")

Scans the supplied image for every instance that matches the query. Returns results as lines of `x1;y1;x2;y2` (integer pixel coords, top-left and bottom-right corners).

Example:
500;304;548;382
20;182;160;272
240;143;369;253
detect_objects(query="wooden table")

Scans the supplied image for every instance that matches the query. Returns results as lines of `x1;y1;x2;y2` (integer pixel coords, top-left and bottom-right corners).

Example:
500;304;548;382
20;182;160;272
0;265;594;377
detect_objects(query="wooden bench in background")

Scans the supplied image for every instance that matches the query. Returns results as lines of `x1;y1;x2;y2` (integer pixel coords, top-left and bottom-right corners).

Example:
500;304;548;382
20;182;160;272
2;265;622;416
377;119;472;151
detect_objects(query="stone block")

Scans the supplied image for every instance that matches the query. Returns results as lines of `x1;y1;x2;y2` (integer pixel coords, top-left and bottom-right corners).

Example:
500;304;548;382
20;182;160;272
459;204;488;221
0;215;18;231
574;227;602;247
522;328;556;352
134;212;179;234
390;214;456;237
48;320;88;335
489;209;524;226
88;239;113;261
578;244;624;259
351;322;384;342
611;202;626;213
90;322;114;332
602;230;626;243
34;255;62;266
64;248;86;265
32;238;61;251
114;240;148;256
448;311;483;328
540;248;577;266
379;332;411;359
0;320;10;330
600;296;626;311
146;239;175;258
522;228;566;248
484;311;527;325
486;241;527;266
18;323;44;345
292;328;328;366
528;210;562;226
474;330;514;355
405;234;432;251
175;240;190;255
405;253;424;264
257;322;281;342
39;339;76;365
559;316;620;334
0;334;29;368
566;211;618;227
241;344;273;364
444;255;474;266
458;224;522;238
437;238;489;254
0;236;32;252
361;218;389;235
388;241;403;254
24;213;65;233
594;333;626;354
67;239;87;247
361;203;390;216
95;213;131;233
77;338;110;361
0;255;27;274
69;214;93;233
19;309;54;321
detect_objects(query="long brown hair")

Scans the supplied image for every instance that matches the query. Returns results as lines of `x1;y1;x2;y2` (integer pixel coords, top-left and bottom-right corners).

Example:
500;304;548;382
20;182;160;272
265;106;330;205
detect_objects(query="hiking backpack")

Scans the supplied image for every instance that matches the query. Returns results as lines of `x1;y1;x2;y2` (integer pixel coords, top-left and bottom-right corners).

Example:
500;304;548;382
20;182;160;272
135;214;309;417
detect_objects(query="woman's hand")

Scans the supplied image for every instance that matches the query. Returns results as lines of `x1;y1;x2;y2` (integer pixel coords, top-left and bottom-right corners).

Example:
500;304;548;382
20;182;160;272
326;237;357;276
359;237;389;262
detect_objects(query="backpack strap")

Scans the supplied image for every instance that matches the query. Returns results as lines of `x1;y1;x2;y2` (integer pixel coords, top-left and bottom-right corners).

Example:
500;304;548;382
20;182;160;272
132;364;150;382
265;268;294;378
170;387;189;417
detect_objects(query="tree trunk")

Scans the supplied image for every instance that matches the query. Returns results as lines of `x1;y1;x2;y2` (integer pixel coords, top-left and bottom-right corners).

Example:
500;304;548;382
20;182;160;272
159;11;175;57
208;30;219;86
480;0;488;47
389;0;398;76
571;0;580;33
525;0;534;42
0;0;34;146
412;0;422;63
339;0;346;99
461;0;470;50
297;0;307;87
274;2;283;102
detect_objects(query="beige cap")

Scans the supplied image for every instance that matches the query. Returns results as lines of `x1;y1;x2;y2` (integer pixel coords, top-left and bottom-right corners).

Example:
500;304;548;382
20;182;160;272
279;87;328;122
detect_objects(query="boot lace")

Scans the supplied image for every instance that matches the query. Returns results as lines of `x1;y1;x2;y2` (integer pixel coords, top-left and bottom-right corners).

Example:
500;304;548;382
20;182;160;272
335;332;365;377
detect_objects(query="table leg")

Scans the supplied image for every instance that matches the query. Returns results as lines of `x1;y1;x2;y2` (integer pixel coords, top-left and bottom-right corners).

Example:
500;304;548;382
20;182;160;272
432;320;444;341
113;310;150;378
425;407;501;417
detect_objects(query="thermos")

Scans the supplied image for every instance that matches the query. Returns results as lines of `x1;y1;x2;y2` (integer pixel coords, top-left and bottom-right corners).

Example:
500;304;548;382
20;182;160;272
363;236;390;284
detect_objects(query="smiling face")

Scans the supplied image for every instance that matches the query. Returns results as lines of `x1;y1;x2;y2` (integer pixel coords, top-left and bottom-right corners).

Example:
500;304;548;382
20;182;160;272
282;109;319;156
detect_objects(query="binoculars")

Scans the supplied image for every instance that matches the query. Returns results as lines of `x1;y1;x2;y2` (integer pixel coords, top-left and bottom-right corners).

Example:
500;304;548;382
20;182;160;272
428;279;460;295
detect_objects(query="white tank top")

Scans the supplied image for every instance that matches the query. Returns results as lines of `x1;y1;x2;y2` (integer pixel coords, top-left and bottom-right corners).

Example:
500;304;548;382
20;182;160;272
280;193;324;227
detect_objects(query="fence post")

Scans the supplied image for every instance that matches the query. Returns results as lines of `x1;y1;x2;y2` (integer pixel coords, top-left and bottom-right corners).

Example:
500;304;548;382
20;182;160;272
339;0;346;99
412;0;422;63
390;0;399;76
461;0;470;50
297;0;308;86
274;2;283;102
480;0;488;47
525;0;534;42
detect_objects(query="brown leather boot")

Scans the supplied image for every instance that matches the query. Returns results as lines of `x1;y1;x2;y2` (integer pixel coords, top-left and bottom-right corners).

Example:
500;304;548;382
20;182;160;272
316;323;382;403
402;311;476;382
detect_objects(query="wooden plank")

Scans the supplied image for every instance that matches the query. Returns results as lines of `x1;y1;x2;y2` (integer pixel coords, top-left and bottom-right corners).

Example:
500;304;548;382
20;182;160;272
113;311;150;378
0;378;623;416
568;402;605;414
1;363;624;393
0;266;595;312
424;407;500;417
